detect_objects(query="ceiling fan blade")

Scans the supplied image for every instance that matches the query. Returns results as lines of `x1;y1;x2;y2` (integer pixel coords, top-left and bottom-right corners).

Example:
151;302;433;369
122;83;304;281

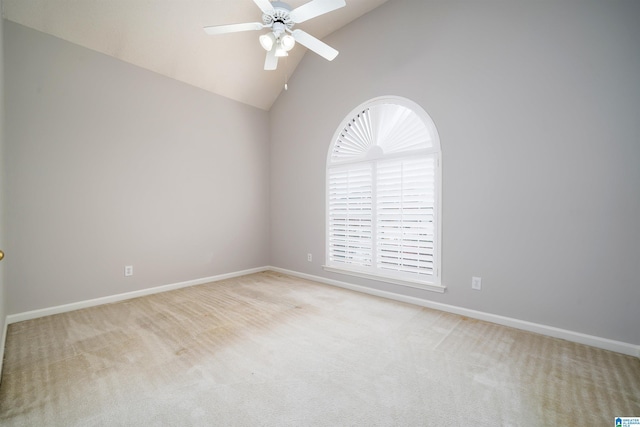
253;0;276;14
203;22;264;35
292;29;338;61
264;48;278;70
290;0;346;23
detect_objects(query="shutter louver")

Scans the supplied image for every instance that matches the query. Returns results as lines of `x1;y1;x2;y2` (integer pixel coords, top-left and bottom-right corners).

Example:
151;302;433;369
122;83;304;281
375;105;432;154
331;109;373;162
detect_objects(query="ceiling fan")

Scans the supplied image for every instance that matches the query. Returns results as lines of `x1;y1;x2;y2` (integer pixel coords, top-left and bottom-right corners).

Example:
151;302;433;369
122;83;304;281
204;0;346;70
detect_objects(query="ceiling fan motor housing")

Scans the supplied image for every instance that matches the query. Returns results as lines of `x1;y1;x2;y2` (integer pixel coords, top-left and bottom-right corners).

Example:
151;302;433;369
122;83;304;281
262;2;294;32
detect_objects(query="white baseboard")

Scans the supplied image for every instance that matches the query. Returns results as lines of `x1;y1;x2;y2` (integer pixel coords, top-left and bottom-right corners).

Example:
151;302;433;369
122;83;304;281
0;318;7;382
6;266;270;324
269;266;640;358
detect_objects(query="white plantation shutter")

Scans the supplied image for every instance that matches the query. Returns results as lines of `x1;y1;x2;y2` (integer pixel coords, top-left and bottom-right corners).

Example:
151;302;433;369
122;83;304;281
376;157;436;277
328;164;373;267
326;97;443;291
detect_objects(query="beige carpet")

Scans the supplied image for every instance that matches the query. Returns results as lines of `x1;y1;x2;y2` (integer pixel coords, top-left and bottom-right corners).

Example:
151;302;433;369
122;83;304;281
0;271;638;426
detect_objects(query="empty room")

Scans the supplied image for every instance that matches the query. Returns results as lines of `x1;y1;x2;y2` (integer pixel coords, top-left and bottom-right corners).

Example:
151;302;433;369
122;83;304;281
0;0;639;425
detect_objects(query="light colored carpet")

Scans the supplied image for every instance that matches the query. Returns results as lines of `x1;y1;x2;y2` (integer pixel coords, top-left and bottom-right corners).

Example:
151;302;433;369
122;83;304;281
0;271;638;426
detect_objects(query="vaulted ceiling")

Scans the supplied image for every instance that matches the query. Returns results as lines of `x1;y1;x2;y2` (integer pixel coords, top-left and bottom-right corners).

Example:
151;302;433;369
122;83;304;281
3;0;388;110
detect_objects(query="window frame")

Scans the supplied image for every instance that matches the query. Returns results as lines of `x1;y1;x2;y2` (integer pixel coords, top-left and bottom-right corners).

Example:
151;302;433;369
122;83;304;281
324;96;445;293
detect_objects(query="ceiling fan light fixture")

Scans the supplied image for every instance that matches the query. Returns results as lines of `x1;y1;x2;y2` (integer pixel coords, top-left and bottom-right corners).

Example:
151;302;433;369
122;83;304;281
281;34;295;51
259;33;275;51
275;44;289;57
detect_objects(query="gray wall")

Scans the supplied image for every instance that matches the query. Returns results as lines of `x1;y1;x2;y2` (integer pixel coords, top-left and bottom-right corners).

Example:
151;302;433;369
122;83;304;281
270;0;640;344
5;21;270;314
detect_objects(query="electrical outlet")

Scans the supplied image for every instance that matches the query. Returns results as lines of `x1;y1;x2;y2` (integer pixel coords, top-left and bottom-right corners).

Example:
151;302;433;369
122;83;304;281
307;253;312;262
124;265;133;277
471;276;482;290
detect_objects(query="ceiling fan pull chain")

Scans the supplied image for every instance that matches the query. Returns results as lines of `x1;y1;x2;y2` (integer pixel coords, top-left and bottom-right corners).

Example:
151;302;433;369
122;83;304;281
284;56;288;90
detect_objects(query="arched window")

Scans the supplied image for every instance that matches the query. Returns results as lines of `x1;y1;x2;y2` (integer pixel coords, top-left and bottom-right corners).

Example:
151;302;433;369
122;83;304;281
325;96;444;292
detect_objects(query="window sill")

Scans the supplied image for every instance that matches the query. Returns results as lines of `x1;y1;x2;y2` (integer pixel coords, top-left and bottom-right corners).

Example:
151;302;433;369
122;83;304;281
322;265;446;294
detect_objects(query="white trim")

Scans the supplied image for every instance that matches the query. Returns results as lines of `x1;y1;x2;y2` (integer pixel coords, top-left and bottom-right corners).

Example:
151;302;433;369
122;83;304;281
0;318;8;382
270;266;640;358
322;265;446;293
6;266;270;324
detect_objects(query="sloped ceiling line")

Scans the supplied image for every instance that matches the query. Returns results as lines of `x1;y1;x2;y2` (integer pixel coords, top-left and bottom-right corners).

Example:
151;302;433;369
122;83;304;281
4;0;388;110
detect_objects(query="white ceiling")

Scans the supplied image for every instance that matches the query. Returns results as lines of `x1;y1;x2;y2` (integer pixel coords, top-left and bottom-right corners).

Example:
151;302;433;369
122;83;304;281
3;0;388;110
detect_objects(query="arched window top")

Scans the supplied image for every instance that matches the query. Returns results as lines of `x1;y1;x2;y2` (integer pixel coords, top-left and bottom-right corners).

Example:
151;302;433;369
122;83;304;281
329;96;440;165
